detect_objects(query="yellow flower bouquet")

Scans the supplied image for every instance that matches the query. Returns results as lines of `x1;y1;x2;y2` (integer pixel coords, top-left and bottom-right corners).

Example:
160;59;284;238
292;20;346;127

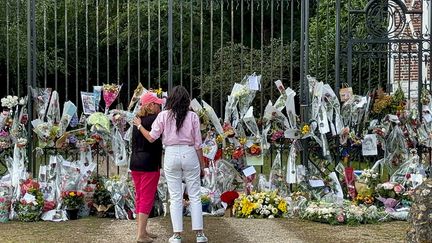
234;191;288;218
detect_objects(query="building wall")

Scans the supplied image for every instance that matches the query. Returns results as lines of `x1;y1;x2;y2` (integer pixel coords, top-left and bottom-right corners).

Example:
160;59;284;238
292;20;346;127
391;0;431;99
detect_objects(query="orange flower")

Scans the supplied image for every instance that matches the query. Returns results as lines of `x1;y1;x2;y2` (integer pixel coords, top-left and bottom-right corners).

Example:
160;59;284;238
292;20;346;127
249;144;261;156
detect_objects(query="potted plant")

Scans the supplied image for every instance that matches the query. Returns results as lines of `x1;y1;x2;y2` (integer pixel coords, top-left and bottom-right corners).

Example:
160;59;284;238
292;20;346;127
15;179;44;222
220;191;239;217
201;195;211;213
62;190;84;220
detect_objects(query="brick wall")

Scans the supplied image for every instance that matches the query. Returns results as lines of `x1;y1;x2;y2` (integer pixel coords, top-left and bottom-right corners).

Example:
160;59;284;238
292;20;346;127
391;0;431;98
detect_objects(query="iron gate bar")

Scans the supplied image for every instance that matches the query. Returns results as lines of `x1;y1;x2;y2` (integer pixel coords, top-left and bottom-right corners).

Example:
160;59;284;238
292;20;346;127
230;0;233;84
180;0;183;86
75;0;79;106
138;0;141;85
270;0;273;100
241;0;243;78
158;0;161;88
190;0;193;96
86;0;89;91
17;0;20;95
280;0;284;81
117;0;120;85
200;0;203;100
260;0;264;115
96;0;99;86
210;0;213;106
106;0;109;90
127;0;131;96
220;0;224;116
290;0;294;88
168;0;173;93
65;0;68;101
147;0;150;88
6;0;9;93
335;0;341;94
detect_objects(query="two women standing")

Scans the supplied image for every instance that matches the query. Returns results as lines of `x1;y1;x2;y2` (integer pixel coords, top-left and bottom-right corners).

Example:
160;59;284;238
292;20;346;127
132;86;208;243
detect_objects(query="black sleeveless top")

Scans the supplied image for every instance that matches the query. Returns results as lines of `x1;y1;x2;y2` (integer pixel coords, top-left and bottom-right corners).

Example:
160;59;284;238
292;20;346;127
130;114;163;172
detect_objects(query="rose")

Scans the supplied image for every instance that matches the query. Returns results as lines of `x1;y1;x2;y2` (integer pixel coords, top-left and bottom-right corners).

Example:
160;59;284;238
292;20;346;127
249;144;261;156
393;184;404;194
232;147;244;160
382;182;395;190
220;191;239;206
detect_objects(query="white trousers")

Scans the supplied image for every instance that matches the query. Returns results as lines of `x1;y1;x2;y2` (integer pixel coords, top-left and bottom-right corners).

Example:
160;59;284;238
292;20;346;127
164;145;203;232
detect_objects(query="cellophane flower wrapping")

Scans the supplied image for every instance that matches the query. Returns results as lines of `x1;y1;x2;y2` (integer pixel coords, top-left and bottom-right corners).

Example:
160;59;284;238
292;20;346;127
157;171;169;216
237;75;258;118
46;91;61;124
269;150;289;197
30;87;52;120
104;176;135;220
390;151;425;190
286;141;298;184
59;101;77;135
202;101;224;135
103;84;122;115
0;184;12;222
224;84;243;123
263;101;290;134
39;163;58;214
127;83;146;111
321;84;343;135
111;127;128;167
5;144;27;201
32;120;60;148
60;157;81;194
384;124;407;172
257;174;270;192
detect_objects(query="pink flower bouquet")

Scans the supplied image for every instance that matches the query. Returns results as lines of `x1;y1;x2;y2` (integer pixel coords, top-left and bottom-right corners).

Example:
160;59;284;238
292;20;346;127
103;84;122;114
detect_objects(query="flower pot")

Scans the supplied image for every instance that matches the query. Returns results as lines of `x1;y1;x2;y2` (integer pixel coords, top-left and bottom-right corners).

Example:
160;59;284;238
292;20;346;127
202;203;210;213
66;208;79;220
224;206;233;217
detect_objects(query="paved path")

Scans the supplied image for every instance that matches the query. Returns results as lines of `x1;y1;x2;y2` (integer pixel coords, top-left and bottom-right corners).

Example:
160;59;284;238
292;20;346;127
0;216;407;243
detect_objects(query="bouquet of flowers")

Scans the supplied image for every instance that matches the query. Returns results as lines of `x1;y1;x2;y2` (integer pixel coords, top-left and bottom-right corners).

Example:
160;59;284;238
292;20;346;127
375;182;405;200
269;151;289;197
355;169;379;198
1;95;19;110
62;191;84;209
221;191;239;207
103;84;122;115
302;200;386;225
105;176;135;220
30;87;52;119
302;201;339;224
0;184;11;223
234;191;288;218
92;177;114;218
15;180;44;222
0;129;11;150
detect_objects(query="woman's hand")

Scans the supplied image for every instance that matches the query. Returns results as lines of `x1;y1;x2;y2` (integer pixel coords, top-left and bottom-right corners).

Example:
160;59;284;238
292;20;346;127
133;117;141;127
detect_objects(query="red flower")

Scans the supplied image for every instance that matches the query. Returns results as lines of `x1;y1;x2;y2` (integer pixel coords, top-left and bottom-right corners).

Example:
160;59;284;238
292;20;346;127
20;179;40;195
214;149;223;161
220;191;239;207
43;201;56;212
232;147;244;160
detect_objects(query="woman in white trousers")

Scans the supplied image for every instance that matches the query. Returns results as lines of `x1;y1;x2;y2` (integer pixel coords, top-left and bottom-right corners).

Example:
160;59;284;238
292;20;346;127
134;86;208;243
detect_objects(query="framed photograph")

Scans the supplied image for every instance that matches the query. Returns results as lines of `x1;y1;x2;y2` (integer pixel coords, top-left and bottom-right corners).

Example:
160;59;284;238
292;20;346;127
81;92;96;115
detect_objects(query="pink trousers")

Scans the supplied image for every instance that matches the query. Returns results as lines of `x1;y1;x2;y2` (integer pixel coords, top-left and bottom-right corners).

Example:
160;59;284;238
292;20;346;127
131;170;160;215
